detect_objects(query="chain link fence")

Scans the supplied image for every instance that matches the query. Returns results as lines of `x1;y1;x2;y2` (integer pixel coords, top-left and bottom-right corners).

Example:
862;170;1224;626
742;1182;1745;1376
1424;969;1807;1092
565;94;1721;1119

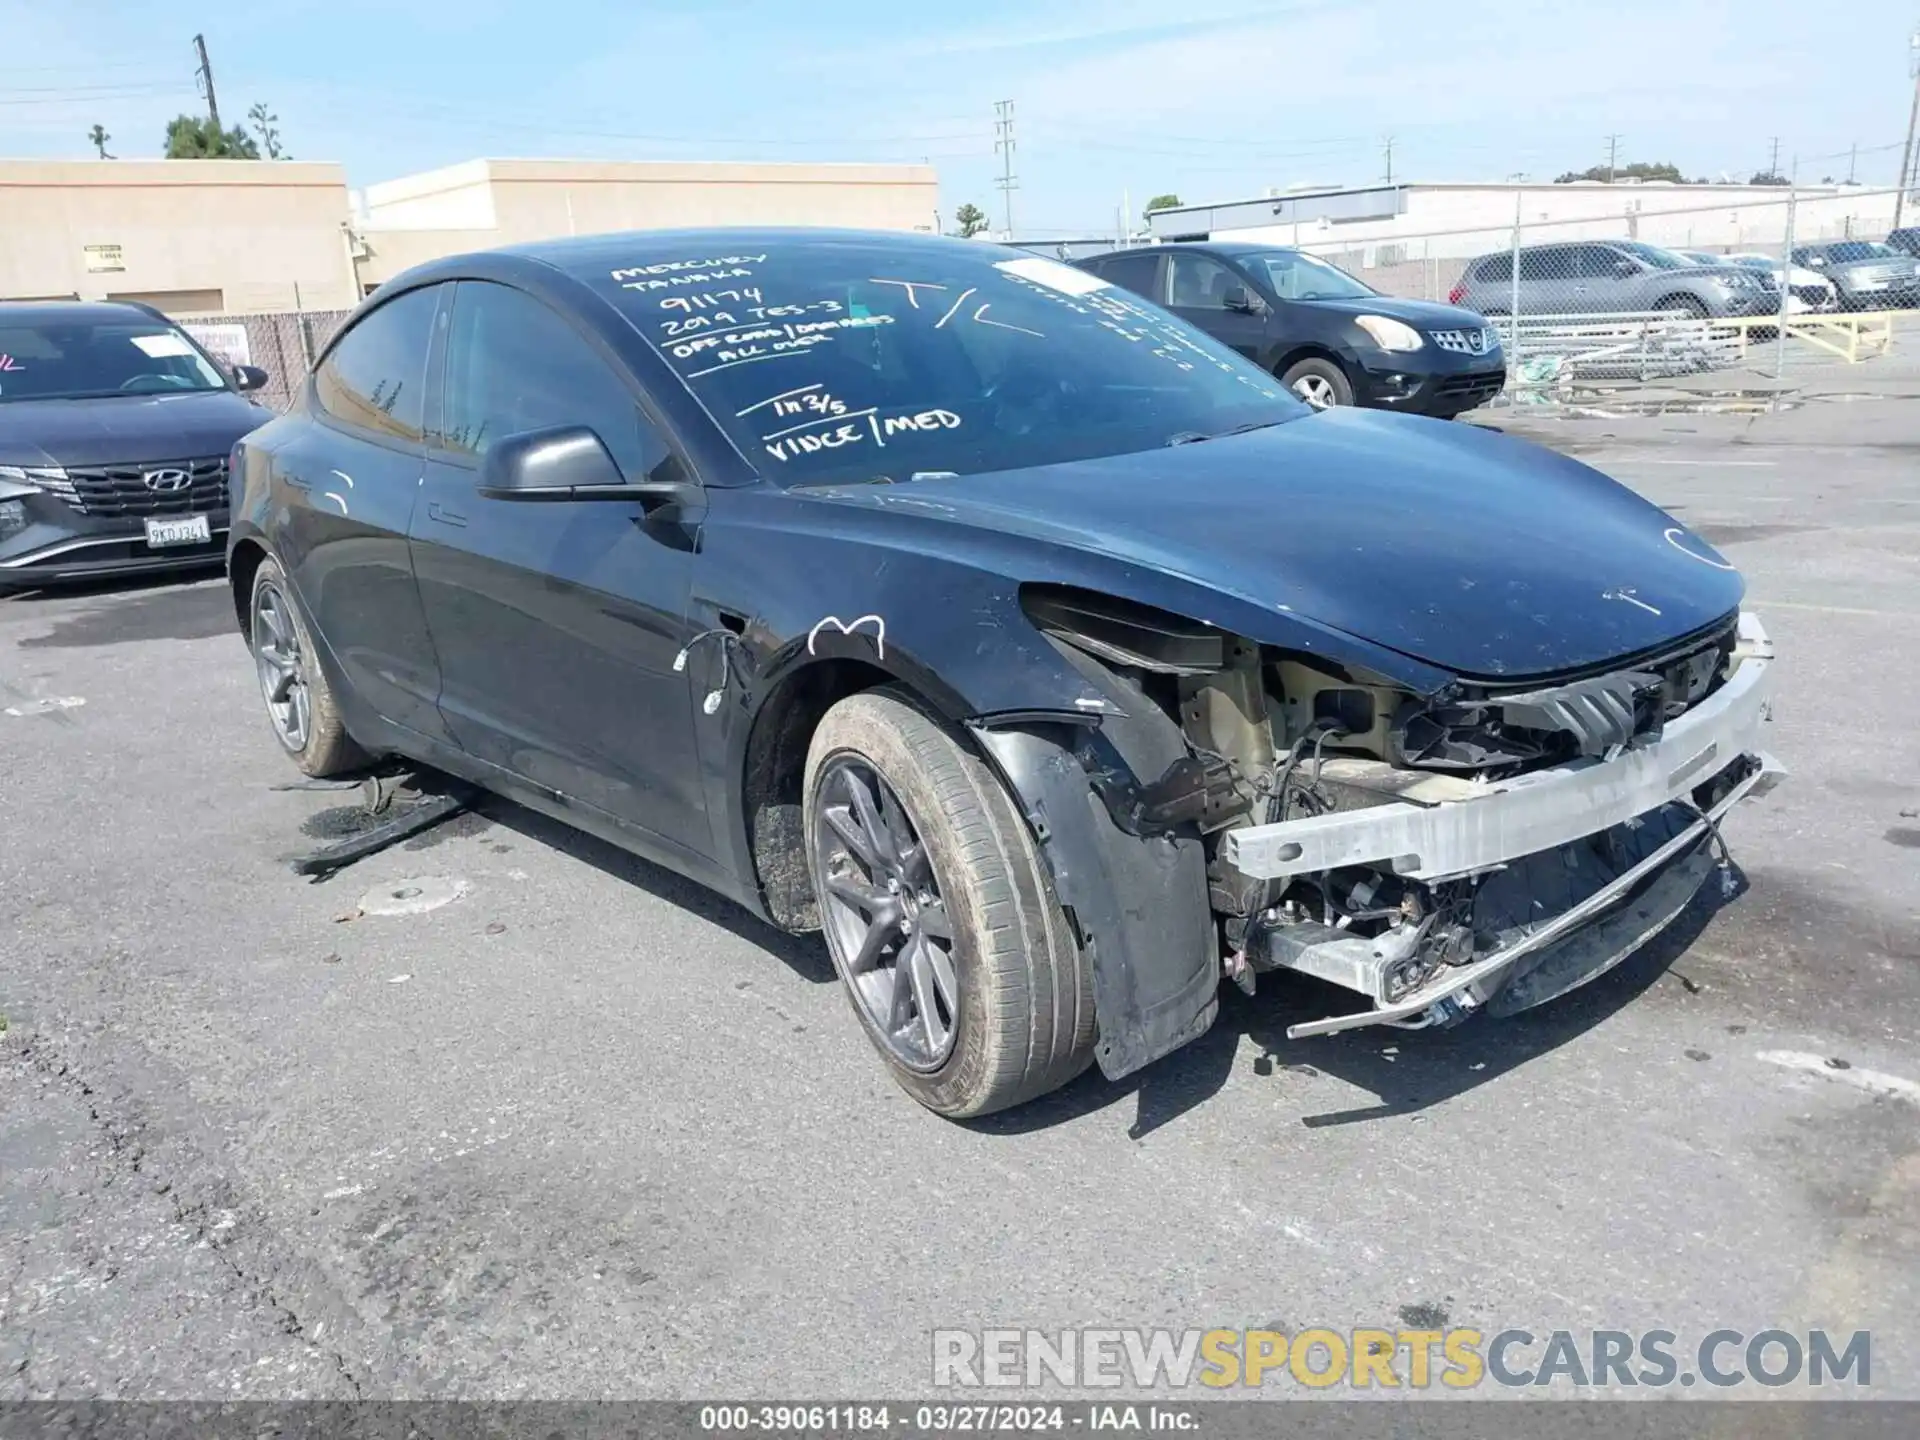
175;307;353;413
1278;184;1917;400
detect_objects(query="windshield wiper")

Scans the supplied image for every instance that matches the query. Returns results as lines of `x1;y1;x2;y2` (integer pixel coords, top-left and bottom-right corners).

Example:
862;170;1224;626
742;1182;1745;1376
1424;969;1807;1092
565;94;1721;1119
1165;418;1292;447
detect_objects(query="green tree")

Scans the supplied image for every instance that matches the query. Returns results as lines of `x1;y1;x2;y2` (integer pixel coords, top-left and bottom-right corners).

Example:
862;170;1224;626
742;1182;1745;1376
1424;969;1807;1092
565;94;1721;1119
164;114;259;159
1554;161;1692;183
87;123;113;159
246;102;290;159
952;202;989;238
1144;193;1181;220
1747;170;1789;186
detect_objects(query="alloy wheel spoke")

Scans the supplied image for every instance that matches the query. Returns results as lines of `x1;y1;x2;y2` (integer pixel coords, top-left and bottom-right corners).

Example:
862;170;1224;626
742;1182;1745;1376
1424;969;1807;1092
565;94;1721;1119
906;935;947;1055
887;945;917;1033
916;898;952;941
826;872;887;912
823;805;881;872
848;907;899;974
267;668;296;705
925;937;959;1015
842;768;899;875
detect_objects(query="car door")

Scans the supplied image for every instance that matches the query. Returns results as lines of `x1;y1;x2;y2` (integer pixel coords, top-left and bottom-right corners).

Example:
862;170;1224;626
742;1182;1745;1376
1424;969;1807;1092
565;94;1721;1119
281;282;453;743
1518;245;1582;315
1577;245;1642;313
1164;252;1267;358
409;278;712;858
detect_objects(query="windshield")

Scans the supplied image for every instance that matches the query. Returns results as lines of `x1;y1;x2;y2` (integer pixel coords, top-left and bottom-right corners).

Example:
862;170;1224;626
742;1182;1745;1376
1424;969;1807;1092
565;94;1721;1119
1615;241;1693;271
0;318;228;402
1240;250;1376;301
1728;255;1774;271
1678;251;1719;265
596;242;1302;486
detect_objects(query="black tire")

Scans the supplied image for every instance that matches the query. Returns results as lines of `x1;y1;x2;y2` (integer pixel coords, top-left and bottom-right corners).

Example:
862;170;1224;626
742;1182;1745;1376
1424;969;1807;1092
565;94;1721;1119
1279;356;1353;410
1656;294;1708;319
803;688;1095;1118
248;556;369;778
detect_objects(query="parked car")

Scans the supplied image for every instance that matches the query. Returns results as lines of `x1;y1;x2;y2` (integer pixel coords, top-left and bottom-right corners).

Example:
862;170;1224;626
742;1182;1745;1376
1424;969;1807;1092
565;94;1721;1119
230;229;1780;1118
1074;242;1505;417
1720;253;1836;313
1884;228;1920;259
1451;240;1778;320
0;300;273;592
1789;241;1920;310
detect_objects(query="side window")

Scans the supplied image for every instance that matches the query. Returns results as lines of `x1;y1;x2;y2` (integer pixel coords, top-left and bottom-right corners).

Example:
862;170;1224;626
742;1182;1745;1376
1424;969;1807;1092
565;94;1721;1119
1473;254;1512;283
440;281;668;479
1098;251;1164;301
1517;247;1570;282
1577;246;1626;278
1167;254;1240;309
313;286;440;443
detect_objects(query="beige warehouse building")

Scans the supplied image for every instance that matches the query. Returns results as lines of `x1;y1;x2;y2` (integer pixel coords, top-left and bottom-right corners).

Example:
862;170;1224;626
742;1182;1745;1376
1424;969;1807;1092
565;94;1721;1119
0;159;362;313
0;156;941;314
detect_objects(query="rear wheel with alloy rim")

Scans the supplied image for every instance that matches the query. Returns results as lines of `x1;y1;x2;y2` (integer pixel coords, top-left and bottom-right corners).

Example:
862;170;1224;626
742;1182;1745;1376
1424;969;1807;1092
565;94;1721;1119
1280;356;1354;410
249;556;369;777
804;688;1095;1117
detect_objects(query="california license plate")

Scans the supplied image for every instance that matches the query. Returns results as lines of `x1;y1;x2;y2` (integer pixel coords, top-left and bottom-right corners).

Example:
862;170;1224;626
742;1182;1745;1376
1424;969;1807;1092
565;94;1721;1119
145;514;211;548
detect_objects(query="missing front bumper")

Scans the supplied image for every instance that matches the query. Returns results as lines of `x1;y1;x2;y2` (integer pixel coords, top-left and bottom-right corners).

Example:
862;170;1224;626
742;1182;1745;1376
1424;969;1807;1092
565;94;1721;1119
1268;751;1782;1039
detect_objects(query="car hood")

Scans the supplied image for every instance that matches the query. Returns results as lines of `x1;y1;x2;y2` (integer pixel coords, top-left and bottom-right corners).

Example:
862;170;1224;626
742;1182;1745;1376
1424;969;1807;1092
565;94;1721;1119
807;408;1745;681
0;390;272;467
1299;295;1498;332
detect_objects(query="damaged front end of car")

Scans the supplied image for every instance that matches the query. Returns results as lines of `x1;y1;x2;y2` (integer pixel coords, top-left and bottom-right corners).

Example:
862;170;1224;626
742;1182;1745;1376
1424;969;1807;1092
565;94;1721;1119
977;588;1782;1069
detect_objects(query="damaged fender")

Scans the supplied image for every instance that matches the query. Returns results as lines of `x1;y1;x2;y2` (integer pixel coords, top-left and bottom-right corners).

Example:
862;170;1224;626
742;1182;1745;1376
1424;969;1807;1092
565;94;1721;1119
971;646;1219;1082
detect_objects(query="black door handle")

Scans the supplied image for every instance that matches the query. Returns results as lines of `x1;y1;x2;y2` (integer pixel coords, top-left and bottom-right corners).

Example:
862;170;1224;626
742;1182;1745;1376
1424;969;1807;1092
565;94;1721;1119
426;500;468;527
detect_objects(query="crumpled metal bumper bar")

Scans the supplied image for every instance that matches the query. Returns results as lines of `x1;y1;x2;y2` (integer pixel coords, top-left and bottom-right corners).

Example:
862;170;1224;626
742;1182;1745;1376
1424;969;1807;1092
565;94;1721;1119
1222;611;1775;884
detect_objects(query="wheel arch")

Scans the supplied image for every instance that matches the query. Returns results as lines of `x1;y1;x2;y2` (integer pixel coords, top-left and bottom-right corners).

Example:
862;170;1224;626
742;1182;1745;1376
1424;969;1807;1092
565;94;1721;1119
1272;342;1352;380
228;535;270;635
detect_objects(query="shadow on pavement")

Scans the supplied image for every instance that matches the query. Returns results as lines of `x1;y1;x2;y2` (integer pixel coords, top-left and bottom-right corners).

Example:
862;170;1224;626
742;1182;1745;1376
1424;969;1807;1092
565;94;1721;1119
977;869;1742;1141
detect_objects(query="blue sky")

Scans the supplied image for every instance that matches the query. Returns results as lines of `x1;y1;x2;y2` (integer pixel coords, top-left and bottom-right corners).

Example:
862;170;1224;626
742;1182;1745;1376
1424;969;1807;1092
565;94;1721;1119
3;0;1915;234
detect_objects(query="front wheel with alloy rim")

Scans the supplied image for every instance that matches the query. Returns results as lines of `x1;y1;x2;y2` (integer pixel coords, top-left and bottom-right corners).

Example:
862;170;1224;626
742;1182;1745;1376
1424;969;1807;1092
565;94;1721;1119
803;689;1095;1118
1280;356;1354;410
248;556;369;777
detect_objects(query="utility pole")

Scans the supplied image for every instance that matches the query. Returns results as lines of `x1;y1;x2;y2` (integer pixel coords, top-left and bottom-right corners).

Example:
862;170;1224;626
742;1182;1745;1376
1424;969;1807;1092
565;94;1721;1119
1898;27;1920;231
1847;141;1858;184
1383;135;1394;186
193;33;222;133
1767;135;1781;178
1605;133;1621;183
993;100;1018;238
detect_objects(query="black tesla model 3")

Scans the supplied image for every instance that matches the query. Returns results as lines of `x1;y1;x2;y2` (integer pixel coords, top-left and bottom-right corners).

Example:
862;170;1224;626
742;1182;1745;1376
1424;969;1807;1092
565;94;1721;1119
230;228;1775;1118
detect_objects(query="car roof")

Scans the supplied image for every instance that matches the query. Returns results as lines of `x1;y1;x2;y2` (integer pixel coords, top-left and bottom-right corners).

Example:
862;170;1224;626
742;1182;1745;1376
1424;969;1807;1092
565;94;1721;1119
0;299;170;326
503;226;996;279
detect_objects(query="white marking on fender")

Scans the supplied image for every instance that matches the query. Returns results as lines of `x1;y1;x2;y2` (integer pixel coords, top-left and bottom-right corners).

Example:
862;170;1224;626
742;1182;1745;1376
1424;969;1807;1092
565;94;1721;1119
322;492;349;514
806;613;886;660
1757;1050;1920;1105
329;468;355;488
1664;526;1738;571
1606;588;1663;616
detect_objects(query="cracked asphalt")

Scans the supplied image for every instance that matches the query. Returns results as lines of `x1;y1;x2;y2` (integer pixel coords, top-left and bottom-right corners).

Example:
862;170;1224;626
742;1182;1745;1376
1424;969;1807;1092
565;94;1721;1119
2;398;1917;1400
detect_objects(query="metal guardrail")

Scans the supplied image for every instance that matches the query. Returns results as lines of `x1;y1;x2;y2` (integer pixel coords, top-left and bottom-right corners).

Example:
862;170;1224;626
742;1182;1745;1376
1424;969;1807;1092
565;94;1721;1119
1716;309;1899;364
1500;311;1745;388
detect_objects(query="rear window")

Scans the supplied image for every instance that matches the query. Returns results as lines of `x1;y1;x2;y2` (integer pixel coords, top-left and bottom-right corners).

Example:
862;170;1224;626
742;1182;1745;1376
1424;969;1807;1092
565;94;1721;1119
1472;254;1512;282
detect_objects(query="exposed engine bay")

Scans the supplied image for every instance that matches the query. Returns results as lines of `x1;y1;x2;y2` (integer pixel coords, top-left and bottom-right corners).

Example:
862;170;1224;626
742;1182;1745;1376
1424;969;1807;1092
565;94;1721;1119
1020;586;1783;1039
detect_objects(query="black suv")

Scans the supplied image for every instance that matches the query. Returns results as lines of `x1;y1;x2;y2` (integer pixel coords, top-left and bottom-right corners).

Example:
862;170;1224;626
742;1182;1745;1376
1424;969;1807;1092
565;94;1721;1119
0;301;273;592
1074;242;1505;418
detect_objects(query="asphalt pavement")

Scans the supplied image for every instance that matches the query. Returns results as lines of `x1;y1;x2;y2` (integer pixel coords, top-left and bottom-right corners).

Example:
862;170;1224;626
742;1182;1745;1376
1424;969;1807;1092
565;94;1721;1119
2;398;1917;1401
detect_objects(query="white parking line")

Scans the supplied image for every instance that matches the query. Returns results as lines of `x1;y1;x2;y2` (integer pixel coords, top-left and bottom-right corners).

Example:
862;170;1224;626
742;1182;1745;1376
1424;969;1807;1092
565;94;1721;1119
1757;1050;1920;1105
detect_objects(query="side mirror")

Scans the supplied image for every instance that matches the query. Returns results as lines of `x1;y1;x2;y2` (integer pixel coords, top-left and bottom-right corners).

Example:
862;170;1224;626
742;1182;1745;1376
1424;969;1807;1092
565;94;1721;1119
477;425;695;512
1805;256;1827;267
1222;285;1260;313
1611;259;1639;276
232;364;270;393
